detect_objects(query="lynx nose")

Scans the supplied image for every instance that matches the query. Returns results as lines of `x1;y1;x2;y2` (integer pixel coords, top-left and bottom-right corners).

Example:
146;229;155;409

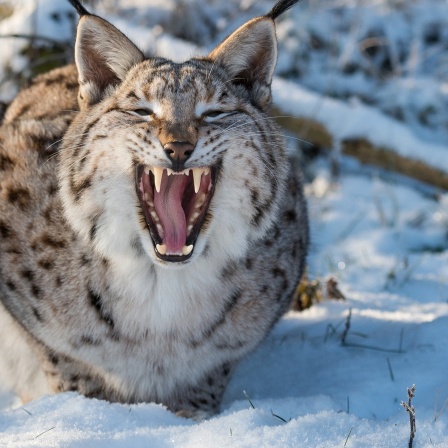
163;142;195;171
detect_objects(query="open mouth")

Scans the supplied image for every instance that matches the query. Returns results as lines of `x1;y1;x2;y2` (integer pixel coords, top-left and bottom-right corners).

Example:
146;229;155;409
135;164;216;262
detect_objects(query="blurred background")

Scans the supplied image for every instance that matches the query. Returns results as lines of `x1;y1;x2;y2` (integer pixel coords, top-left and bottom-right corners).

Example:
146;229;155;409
1;0;447;144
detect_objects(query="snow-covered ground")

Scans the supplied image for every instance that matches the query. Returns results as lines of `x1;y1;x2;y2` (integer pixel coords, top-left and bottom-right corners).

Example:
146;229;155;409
1;0;448;446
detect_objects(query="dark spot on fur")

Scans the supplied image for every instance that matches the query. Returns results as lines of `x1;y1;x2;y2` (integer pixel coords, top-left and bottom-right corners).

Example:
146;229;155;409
55;276;62;287
88;288;114;328
92;134;108;142
109;330;120;342
202;243;211;258
47;184;58;197
81;255;91;265
32;306;43;322
20;269;34;281
250;188;259;204
38;260;54;270
131;235;144;257
220;262;237;279
245;257;253;270
80;335;100;346
6;280;16;291
7;188;31;210
188;400;201;409
0;153;14;171
74;176;92;202
41;234;66;249
252;205;267;227
31;283;42;299
5;246;22;254
272;267;285;277
218;91;228;102
89;218;99;241
0;221;11;238
272;267;289;292
222;363;231;376
283;209;297;222
43;206;53;222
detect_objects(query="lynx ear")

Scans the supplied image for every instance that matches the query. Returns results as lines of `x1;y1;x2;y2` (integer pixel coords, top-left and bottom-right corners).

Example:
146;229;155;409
208;17;277;109
74;14;145;107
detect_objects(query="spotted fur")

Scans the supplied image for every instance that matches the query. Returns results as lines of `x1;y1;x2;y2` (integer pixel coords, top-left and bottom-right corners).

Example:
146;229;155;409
0;0;307;418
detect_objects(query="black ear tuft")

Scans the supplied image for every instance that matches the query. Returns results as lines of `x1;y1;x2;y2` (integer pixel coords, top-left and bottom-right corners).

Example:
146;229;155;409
266;0;299;20
67;0;90;17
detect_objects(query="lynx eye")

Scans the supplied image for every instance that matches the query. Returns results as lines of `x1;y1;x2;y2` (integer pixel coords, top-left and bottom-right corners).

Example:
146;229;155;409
202;110;234;121
133;108;154;117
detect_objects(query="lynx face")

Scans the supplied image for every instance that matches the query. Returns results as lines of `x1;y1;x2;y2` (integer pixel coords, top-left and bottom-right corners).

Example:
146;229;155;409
59;12;287;269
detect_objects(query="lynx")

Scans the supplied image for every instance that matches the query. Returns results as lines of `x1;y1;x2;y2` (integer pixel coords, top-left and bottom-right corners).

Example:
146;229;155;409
0;0;308;418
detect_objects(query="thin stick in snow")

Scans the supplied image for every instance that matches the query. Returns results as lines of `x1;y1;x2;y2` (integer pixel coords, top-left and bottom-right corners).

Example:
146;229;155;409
401;384;416;448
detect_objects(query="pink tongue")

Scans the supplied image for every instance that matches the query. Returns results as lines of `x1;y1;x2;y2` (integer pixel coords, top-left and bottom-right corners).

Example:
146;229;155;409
154;174;188;254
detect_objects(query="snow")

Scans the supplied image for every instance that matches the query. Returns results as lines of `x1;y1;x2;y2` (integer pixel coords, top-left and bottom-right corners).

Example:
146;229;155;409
273;77;448;173
1;0;448;446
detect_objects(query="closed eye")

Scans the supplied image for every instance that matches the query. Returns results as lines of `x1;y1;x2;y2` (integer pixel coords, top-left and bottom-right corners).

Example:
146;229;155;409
202;110;236;121
132;108;154;117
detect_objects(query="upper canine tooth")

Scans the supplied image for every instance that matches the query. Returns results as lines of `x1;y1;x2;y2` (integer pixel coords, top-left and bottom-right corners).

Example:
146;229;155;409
182;245;193;256
152;167;163;193
193;168;202;193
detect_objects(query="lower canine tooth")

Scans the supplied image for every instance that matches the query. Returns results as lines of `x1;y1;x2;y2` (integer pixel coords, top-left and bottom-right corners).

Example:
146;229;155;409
156;244;167;255
182;245;193;256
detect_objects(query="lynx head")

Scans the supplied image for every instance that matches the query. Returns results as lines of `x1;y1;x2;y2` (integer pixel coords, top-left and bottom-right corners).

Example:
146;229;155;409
60;0;298;269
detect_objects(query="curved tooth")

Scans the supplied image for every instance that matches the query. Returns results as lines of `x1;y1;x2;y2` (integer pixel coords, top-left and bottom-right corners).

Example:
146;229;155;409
193;168;203;193
204;167;210;176
152;167;164;193
182;245;193;256
156;244;167;255
166;168;174;176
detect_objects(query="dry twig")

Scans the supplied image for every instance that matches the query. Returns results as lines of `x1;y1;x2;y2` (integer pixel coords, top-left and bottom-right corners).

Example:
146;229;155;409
401;384;416;448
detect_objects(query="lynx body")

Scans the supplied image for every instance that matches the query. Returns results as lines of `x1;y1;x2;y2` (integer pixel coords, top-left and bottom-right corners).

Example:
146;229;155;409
0;0;307;417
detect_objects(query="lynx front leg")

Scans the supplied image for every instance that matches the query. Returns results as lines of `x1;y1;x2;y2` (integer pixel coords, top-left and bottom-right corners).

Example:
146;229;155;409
172;362;234;420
